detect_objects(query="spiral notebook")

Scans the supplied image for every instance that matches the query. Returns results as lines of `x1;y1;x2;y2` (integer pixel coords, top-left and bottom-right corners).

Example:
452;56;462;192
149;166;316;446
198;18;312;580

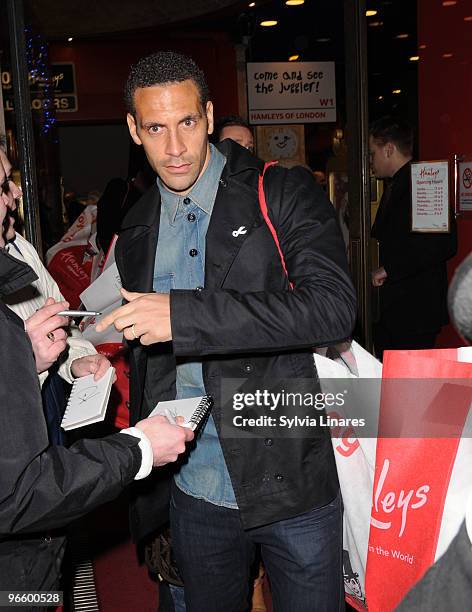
149;395;213;431
61;367;115;431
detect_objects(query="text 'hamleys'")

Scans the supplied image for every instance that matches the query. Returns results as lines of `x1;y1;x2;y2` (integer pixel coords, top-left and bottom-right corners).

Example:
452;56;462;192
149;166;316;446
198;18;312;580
370;459;430;537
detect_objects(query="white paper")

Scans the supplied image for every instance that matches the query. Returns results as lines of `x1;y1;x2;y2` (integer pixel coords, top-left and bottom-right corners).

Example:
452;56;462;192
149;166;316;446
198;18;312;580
80;262;122;311
411;161;450;232
80;300;123;345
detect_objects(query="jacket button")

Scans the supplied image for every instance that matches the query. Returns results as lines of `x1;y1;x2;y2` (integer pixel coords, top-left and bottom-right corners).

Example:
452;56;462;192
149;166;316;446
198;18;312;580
219;178;227;187
183;197;191;205
125;401;131;409
195;286;204;293
274;473;284;482
189;249;198;257
243;363;253;373
264;438;274;446
124;370;130;379
187;213;196;222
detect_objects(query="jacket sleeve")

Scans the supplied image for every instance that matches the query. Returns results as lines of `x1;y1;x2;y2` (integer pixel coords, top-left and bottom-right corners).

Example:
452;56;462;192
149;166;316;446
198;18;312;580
0;298;143;536
170;166;357;356
0;432;142;535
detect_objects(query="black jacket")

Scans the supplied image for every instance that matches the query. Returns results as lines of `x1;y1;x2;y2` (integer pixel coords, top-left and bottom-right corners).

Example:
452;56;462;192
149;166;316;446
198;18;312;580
0;249;142;589
372;161;457;333
116;141;357;542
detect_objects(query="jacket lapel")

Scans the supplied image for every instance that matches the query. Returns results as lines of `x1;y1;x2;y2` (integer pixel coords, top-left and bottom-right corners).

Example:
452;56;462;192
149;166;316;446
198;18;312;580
116;185;161;293
205;171;262;289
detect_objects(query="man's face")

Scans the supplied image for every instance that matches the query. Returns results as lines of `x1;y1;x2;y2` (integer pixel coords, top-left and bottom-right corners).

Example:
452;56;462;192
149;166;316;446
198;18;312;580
0;148;21;244
369;135;392;179
219;125;254;152
127;80;214;195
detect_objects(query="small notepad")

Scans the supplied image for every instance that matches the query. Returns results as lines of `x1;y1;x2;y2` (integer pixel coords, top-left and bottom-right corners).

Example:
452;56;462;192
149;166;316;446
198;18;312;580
61;367;115;431
149;396;213;431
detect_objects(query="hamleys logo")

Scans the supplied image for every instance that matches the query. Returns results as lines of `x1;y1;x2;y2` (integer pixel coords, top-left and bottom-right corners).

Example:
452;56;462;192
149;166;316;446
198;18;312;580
370;459;430;537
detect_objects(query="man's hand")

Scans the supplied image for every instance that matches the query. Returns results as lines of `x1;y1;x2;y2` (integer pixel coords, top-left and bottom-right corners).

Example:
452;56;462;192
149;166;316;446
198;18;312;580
71;354;113;381
25;298;70;373
135;414;194;467
372;266;387;287
96;288;171;345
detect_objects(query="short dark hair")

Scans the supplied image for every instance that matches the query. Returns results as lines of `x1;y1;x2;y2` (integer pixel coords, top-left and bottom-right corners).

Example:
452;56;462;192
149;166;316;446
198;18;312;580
214;115;252;141
124;51;210;115
369;116;414;157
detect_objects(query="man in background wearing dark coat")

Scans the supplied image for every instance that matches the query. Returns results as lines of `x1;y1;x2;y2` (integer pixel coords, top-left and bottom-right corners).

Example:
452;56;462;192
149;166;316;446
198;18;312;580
369;116;457;359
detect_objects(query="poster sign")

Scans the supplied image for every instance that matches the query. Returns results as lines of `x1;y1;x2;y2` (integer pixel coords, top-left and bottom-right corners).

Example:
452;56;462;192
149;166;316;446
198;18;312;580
458;159;472;211
411;161;450;232
246;61;336;124
1;62;77;113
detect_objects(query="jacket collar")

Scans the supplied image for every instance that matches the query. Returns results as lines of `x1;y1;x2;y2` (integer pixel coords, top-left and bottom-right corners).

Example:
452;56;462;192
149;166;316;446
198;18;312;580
116;140;266;292
216;139;264;179
0;248;38;297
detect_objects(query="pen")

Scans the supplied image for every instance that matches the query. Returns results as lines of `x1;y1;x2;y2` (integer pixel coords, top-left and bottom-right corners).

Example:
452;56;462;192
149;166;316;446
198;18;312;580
57;310;102;317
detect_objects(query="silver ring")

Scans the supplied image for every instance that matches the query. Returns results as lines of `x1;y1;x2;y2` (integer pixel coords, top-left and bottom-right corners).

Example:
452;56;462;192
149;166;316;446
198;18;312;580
131;324;139;340
47;331;55;342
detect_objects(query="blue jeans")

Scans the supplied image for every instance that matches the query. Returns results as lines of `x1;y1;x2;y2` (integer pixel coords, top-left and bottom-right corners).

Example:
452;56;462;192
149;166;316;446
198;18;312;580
170;483;343;612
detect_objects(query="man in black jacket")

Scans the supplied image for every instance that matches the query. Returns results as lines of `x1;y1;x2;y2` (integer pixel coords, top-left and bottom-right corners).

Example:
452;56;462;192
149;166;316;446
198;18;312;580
370;116;457;359
98;51;356;611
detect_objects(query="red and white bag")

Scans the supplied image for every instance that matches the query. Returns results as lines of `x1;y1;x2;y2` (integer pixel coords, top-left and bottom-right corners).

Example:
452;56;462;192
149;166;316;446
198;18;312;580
315;345;472;611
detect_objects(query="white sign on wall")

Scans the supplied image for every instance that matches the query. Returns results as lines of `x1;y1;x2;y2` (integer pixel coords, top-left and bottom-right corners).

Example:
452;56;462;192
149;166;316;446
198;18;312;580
458;160;472;211
411;161;450;232
246;61;336;125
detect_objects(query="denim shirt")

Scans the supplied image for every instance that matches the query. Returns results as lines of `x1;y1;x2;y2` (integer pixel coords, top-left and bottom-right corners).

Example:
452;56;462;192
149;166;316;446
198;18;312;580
154;144;237;508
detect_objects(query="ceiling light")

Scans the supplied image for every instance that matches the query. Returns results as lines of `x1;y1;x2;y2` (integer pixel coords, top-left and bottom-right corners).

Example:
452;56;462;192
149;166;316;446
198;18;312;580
316;37;331;43
249;1;255;6
442;1;457;5
419;44;427;49
392;89;401;94
395;33;409;39
464;15;472;21
67;36;73;42
377;95;384;100
285;0;305;5
260;20;278;27
366;10;378;16
409;56;420;61
289;54;300;61
368;21;383;27
442;53;453;58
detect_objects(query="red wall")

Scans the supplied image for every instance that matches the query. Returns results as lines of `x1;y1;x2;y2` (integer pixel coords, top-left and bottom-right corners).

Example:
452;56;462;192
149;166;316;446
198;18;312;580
418;0;472;347
49;33;239;123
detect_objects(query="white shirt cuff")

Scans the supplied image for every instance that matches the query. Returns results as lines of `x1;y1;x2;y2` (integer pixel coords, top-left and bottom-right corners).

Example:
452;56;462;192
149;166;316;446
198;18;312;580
119;427;153;480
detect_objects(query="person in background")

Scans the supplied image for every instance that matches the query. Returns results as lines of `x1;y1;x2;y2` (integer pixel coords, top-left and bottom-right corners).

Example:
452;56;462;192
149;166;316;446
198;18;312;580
369;116;457;359
213;114;254;152
313;169;327;189
0;142;194;601
98;51;355;611
0;139;110;443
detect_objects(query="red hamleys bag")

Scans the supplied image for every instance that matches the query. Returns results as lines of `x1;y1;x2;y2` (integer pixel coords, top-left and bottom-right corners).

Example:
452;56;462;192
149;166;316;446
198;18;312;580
315;345;472;611
46;205;98;308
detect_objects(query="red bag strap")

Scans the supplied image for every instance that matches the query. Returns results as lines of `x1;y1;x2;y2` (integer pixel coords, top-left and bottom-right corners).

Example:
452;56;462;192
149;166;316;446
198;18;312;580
258;161;294;290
